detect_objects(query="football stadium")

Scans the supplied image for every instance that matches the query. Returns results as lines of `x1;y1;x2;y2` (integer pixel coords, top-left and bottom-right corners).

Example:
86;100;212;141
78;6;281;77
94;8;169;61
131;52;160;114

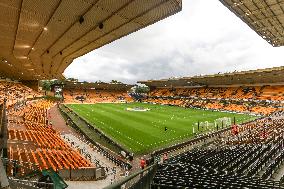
1;0;284;189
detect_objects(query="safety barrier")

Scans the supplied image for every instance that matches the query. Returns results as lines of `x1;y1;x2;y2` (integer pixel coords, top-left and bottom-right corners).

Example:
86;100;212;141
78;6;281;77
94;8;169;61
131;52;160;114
104;163;157;189
59;105;132;170
0;99;8;158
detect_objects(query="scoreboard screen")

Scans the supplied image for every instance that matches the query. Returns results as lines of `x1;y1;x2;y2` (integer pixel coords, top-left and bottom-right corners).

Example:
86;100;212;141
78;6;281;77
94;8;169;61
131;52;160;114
54;85;63;98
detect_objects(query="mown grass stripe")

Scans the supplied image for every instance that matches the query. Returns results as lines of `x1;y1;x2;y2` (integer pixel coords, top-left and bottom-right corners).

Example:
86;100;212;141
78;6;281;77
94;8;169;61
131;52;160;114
66;103;258;154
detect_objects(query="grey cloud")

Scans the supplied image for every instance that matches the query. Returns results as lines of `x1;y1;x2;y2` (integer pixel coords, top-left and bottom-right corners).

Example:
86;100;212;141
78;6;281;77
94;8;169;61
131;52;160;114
65;0;284;84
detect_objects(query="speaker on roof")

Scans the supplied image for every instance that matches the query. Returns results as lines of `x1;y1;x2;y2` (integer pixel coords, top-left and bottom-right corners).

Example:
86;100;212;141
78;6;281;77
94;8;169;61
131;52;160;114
79;16;84;24
99;22;104;29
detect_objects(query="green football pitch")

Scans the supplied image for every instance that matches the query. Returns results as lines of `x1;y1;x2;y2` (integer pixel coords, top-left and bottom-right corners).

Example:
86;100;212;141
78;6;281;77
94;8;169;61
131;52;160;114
66;103;258;154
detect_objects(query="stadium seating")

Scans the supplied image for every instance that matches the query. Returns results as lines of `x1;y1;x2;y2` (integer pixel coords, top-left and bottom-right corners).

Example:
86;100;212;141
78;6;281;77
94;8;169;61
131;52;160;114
152;112;284;188
0;80;41;108
145;85;284;115
6;99;93;176
2;80;284;187
63;89;133;103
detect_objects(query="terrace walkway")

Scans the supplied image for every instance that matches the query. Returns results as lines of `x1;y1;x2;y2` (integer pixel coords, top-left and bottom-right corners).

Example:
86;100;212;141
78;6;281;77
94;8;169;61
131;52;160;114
48;105;125;188
48;105;73;134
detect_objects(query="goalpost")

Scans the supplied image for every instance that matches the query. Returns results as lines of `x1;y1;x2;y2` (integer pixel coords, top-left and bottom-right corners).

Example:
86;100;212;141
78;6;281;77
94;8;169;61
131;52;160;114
193;117;232;134
193;121;215;133
214;117;232;129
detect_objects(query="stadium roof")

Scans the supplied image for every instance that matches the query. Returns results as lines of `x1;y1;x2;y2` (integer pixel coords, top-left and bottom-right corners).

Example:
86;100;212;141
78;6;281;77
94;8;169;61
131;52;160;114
220;0;284;47
0;0;182;80
63;81;134;91
139;66;284;87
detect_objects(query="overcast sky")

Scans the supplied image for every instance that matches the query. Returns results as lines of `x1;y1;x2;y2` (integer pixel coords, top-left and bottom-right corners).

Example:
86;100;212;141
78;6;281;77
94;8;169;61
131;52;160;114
64;0;284;84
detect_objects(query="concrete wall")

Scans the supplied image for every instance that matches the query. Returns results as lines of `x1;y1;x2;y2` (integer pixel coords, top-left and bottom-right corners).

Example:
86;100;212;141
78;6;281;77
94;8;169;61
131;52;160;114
58;167;105;181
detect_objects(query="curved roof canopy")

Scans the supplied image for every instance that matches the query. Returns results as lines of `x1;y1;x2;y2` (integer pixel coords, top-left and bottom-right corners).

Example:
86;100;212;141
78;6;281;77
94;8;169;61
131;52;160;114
63;81;134;91
0;0;182;80
220;0;284;47
139;66;284;87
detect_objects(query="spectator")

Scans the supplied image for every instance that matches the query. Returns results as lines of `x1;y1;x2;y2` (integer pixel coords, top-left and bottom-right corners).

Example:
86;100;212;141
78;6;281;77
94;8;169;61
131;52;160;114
163;153;168;163
140;157;146;170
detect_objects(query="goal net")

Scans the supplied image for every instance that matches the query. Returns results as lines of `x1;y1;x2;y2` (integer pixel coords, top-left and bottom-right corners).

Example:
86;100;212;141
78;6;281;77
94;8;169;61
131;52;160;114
214;117;232;128
193;117;232;133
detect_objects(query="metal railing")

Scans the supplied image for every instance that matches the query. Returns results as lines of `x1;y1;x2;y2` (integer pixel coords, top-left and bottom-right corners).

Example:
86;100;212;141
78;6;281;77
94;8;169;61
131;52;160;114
59;105;131;170
152;116;265;157
0;99;8;158
9;178;54;189
0;156;9;188
1;158;53;189
104;163;157;189
0;103;3;134
62;104;129;154
1;157;41;178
